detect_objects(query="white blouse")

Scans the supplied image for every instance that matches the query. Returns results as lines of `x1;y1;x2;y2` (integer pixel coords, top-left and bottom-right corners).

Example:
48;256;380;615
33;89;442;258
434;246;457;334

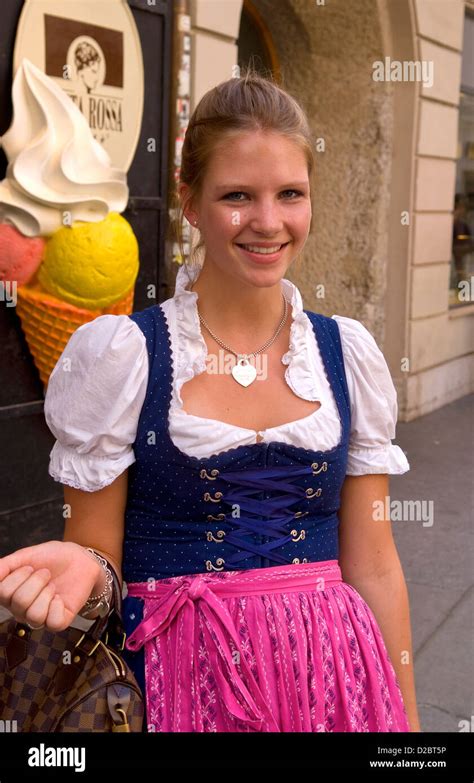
44;262;410;492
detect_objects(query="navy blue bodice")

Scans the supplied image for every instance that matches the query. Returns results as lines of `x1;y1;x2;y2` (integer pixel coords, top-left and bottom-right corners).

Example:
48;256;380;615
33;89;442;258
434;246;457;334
121;303;351;584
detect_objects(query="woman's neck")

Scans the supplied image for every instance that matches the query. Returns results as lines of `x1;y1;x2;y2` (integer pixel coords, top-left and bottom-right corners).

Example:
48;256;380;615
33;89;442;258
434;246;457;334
188;262;287;340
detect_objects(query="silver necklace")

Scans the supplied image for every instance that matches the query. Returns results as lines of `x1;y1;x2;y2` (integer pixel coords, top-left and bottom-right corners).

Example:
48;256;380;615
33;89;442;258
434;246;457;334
197;293;289;387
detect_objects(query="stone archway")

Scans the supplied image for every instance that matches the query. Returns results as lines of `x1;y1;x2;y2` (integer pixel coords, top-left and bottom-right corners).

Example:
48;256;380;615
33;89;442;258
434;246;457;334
249;0;406;347
189;0;413;352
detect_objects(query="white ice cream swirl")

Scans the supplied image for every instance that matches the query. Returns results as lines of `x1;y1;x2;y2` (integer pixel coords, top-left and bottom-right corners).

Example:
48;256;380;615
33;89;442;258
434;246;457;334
0;58;128;237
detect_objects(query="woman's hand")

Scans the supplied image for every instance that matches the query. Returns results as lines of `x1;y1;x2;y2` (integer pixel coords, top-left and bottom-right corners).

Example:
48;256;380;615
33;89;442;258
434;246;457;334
0;541;102;632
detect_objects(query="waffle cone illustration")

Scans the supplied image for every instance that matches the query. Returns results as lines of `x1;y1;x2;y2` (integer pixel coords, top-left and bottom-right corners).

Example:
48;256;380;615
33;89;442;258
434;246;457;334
16;278;134;389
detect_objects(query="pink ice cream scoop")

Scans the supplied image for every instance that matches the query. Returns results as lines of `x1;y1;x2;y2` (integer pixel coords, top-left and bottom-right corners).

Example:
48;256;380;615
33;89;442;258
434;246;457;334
0;223;45;285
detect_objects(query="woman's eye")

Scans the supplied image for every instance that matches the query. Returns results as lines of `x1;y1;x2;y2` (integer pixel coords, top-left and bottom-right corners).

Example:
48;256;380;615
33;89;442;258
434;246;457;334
223;192;247;201
281;189;304;198
223;189;304;201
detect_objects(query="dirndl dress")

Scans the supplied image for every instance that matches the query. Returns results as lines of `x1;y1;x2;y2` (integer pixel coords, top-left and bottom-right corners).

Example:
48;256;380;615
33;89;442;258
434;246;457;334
120;303;411;733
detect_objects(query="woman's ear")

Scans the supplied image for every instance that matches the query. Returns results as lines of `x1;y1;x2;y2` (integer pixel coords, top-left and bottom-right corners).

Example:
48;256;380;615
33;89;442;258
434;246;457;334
179;183;198;227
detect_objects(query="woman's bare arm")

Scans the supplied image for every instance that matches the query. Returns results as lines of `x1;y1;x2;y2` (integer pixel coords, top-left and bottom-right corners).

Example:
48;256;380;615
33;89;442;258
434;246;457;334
62;469;129;614
338;473;421;732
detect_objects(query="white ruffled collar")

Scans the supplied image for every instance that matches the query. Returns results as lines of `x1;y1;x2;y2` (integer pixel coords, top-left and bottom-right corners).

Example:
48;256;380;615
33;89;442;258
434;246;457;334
171;262;322;403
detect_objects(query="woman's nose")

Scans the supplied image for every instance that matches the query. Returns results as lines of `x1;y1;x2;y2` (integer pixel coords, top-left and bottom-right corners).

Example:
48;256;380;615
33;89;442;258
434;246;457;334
248;204;284;234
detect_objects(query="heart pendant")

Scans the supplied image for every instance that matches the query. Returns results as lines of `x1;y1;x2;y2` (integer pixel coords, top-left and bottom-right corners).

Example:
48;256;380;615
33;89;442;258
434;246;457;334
231;357;257;387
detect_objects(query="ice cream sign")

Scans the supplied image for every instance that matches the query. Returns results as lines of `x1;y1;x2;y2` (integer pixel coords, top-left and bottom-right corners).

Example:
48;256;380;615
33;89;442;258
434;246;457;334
11;0;144;171
0;58;139;388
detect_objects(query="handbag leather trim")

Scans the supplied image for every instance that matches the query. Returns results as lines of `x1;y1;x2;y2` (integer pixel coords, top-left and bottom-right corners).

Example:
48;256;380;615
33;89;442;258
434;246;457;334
5;624;31;670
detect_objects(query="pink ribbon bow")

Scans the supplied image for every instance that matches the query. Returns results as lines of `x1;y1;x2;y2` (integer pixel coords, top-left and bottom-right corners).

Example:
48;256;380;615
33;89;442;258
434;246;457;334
125;574;281;732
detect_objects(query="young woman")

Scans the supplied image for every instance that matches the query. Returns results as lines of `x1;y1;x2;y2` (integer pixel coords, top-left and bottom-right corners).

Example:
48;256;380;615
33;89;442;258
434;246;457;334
0;70;420;732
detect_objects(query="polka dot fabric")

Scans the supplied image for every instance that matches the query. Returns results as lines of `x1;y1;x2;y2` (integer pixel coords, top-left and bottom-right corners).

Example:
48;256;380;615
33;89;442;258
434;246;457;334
119;304;410;732
121;306;351;583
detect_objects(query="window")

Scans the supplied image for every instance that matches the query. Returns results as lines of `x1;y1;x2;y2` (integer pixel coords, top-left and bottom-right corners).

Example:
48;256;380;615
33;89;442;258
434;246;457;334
450;12;474;308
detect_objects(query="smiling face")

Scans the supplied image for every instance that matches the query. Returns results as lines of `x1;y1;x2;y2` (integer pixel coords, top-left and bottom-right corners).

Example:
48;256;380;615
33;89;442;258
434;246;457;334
81;62;99;91
182;130;312;290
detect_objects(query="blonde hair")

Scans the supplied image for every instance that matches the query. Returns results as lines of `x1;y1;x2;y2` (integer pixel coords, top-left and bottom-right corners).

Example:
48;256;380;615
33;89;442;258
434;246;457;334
172;66;316;275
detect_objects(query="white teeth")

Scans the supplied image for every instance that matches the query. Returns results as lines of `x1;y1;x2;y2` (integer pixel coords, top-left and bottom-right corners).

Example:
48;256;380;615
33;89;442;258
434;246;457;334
241;244;283;254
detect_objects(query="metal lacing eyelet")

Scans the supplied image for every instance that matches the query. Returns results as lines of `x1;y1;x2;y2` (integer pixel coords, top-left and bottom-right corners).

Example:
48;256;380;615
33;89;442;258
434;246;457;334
205;558;225;571
292;557;309;564
306;487;322;499
206;530;226;542
311;462;328;475
207;513;226;521
291;529;306;542
200;468;220;480
203;491;223;502
293;510;309;518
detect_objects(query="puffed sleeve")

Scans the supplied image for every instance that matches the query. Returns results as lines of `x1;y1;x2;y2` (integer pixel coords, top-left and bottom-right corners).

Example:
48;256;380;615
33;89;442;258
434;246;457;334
332;315;410;476
43;314;148;492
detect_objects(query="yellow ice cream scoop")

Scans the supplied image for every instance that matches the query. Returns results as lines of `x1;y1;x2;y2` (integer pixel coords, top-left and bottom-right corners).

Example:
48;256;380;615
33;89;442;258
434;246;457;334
38;212;139;309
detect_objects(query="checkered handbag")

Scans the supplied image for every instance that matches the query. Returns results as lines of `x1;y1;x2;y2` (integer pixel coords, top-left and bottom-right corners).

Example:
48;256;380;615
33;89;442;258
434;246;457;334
0;567;144;732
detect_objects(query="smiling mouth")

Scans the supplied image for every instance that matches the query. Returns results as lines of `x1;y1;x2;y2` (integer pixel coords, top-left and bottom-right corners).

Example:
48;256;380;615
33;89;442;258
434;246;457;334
235;242;291;254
